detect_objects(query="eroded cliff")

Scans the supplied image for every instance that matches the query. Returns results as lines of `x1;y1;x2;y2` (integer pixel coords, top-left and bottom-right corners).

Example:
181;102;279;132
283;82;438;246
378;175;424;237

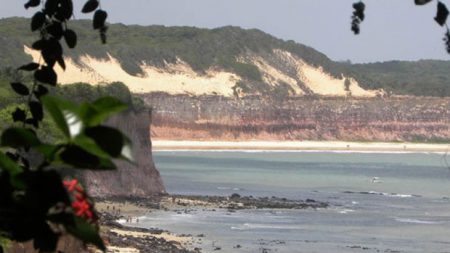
82;109;166;198
145;93;450;142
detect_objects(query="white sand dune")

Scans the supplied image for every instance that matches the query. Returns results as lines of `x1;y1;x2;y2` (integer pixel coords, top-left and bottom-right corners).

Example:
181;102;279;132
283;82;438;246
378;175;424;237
25;47;380;97
25;47;240;96
274;49;380;97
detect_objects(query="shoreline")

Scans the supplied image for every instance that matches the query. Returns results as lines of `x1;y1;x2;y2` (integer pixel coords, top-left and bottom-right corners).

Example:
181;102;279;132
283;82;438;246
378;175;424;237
96;194;327;253
96;198;200;253
152;140;450;153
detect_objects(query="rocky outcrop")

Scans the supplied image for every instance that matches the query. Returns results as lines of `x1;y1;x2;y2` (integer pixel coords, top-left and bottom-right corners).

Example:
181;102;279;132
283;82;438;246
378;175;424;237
83;109;166;198
144;93;450;142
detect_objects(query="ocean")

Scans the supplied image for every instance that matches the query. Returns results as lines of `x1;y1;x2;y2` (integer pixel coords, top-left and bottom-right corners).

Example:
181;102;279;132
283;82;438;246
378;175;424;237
136;151;450;252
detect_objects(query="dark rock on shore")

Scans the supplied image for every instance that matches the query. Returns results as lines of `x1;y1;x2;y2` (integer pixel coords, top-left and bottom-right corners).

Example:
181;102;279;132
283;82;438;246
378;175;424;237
99;210;198;253
105;230;199;253
171;194;328;209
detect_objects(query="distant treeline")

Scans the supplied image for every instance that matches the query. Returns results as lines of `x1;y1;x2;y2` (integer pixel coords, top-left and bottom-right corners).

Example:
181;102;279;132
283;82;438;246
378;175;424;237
1;17;450;97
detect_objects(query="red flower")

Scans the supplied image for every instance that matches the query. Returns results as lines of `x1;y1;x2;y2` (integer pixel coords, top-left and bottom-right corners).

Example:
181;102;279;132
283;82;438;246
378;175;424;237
63;179;78;192
63;178;97;222
72;198;93;219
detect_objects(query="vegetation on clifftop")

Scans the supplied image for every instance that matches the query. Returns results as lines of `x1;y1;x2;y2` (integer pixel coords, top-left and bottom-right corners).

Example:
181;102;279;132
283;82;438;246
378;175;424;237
0;69;143;141
1;17;450;97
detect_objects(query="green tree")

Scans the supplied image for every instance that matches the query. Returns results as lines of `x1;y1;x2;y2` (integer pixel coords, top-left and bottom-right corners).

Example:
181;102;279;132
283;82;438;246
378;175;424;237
0;0;129;252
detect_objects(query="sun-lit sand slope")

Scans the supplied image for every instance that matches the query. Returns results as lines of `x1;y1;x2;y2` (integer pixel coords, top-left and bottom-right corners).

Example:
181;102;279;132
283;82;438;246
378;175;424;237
25;47;380;97
25;46;240;96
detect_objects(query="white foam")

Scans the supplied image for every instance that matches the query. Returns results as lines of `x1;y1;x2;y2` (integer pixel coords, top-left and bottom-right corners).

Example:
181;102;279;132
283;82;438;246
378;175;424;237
339;209;355;214
116;219;127;224
367;191;414;198
231;223;302;230
395;218;443;225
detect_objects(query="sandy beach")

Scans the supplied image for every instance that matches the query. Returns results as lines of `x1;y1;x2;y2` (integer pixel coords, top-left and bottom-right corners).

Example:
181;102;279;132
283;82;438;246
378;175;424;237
95;199;200;253
152;140;450;153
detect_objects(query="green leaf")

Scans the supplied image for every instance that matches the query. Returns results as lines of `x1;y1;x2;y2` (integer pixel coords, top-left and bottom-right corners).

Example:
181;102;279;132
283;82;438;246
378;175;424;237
25;118;39;128
31;11;46;31
12;108;26;123
435;1;449;26
59;145;100;169
84;97;127;126
0;152;23;175
24;0;40;9
67;217;105;251
85;126;124;157
35;144;63;161
97;157;117;170
41;39;62;68
73;135;111;159
41;96;82;138
93;10;107;30
1;127;41;148
34;84;49;99
10;82;29;96
64;29;77;48
35;66;57;86
32;39;46;50
82;0;99;13
415;0;433;5
18;62;40;71
29;101;44;121
58;144;116;170
55;0;73;21
0;152;25;188
44;0;58;15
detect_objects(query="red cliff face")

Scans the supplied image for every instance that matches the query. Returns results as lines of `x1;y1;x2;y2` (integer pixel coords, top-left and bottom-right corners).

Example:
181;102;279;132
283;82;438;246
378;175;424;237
83;109;166;198
144;94;450;142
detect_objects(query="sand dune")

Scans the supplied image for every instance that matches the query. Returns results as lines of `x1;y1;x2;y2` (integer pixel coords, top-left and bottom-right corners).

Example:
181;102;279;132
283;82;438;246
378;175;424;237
25;46;240;96
25;46;380;97
274;49;380;97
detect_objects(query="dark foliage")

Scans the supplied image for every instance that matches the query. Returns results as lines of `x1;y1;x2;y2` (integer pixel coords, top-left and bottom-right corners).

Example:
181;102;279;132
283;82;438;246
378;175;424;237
353;0;450;54
351;2;365;34
0;0;124;252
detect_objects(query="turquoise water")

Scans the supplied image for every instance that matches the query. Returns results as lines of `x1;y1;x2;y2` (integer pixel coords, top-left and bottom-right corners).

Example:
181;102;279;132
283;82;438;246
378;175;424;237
137;151;450;252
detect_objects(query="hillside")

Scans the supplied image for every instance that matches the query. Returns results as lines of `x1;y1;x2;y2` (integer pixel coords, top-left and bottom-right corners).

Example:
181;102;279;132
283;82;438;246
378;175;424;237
1;17;449;97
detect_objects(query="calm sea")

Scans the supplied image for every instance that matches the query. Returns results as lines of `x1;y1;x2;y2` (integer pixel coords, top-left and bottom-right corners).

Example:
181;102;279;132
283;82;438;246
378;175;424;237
135;151;450;253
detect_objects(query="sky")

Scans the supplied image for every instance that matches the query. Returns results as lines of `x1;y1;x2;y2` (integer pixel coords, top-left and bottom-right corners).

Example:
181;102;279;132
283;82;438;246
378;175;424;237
1;0;449;63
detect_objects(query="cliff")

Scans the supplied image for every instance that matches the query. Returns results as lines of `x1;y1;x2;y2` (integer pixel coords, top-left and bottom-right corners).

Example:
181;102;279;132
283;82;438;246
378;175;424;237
82;109;166;198
145;93;450;142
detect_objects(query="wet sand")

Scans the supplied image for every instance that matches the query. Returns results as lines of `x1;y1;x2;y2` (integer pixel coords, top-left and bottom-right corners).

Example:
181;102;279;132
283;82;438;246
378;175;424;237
153;140;450;153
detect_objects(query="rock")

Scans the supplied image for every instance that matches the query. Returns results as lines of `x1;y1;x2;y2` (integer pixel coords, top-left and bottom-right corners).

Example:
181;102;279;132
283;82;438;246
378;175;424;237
82;109;166;198
145;93;450;143
230;193;241;199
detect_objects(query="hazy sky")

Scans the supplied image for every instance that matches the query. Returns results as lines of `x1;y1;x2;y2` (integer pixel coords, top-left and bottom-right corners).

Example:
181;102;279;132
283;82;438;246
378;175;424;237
1;0;449;63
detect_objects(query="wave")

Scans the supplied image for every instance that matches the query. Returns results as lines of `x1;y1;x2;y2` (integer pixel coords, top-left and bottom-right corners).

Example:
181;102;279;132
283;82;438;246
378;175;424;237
395;218;444;225
231;223;302;231
338;209;355;214
343;190;420;198
217;186;243;191
116;219;127;223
